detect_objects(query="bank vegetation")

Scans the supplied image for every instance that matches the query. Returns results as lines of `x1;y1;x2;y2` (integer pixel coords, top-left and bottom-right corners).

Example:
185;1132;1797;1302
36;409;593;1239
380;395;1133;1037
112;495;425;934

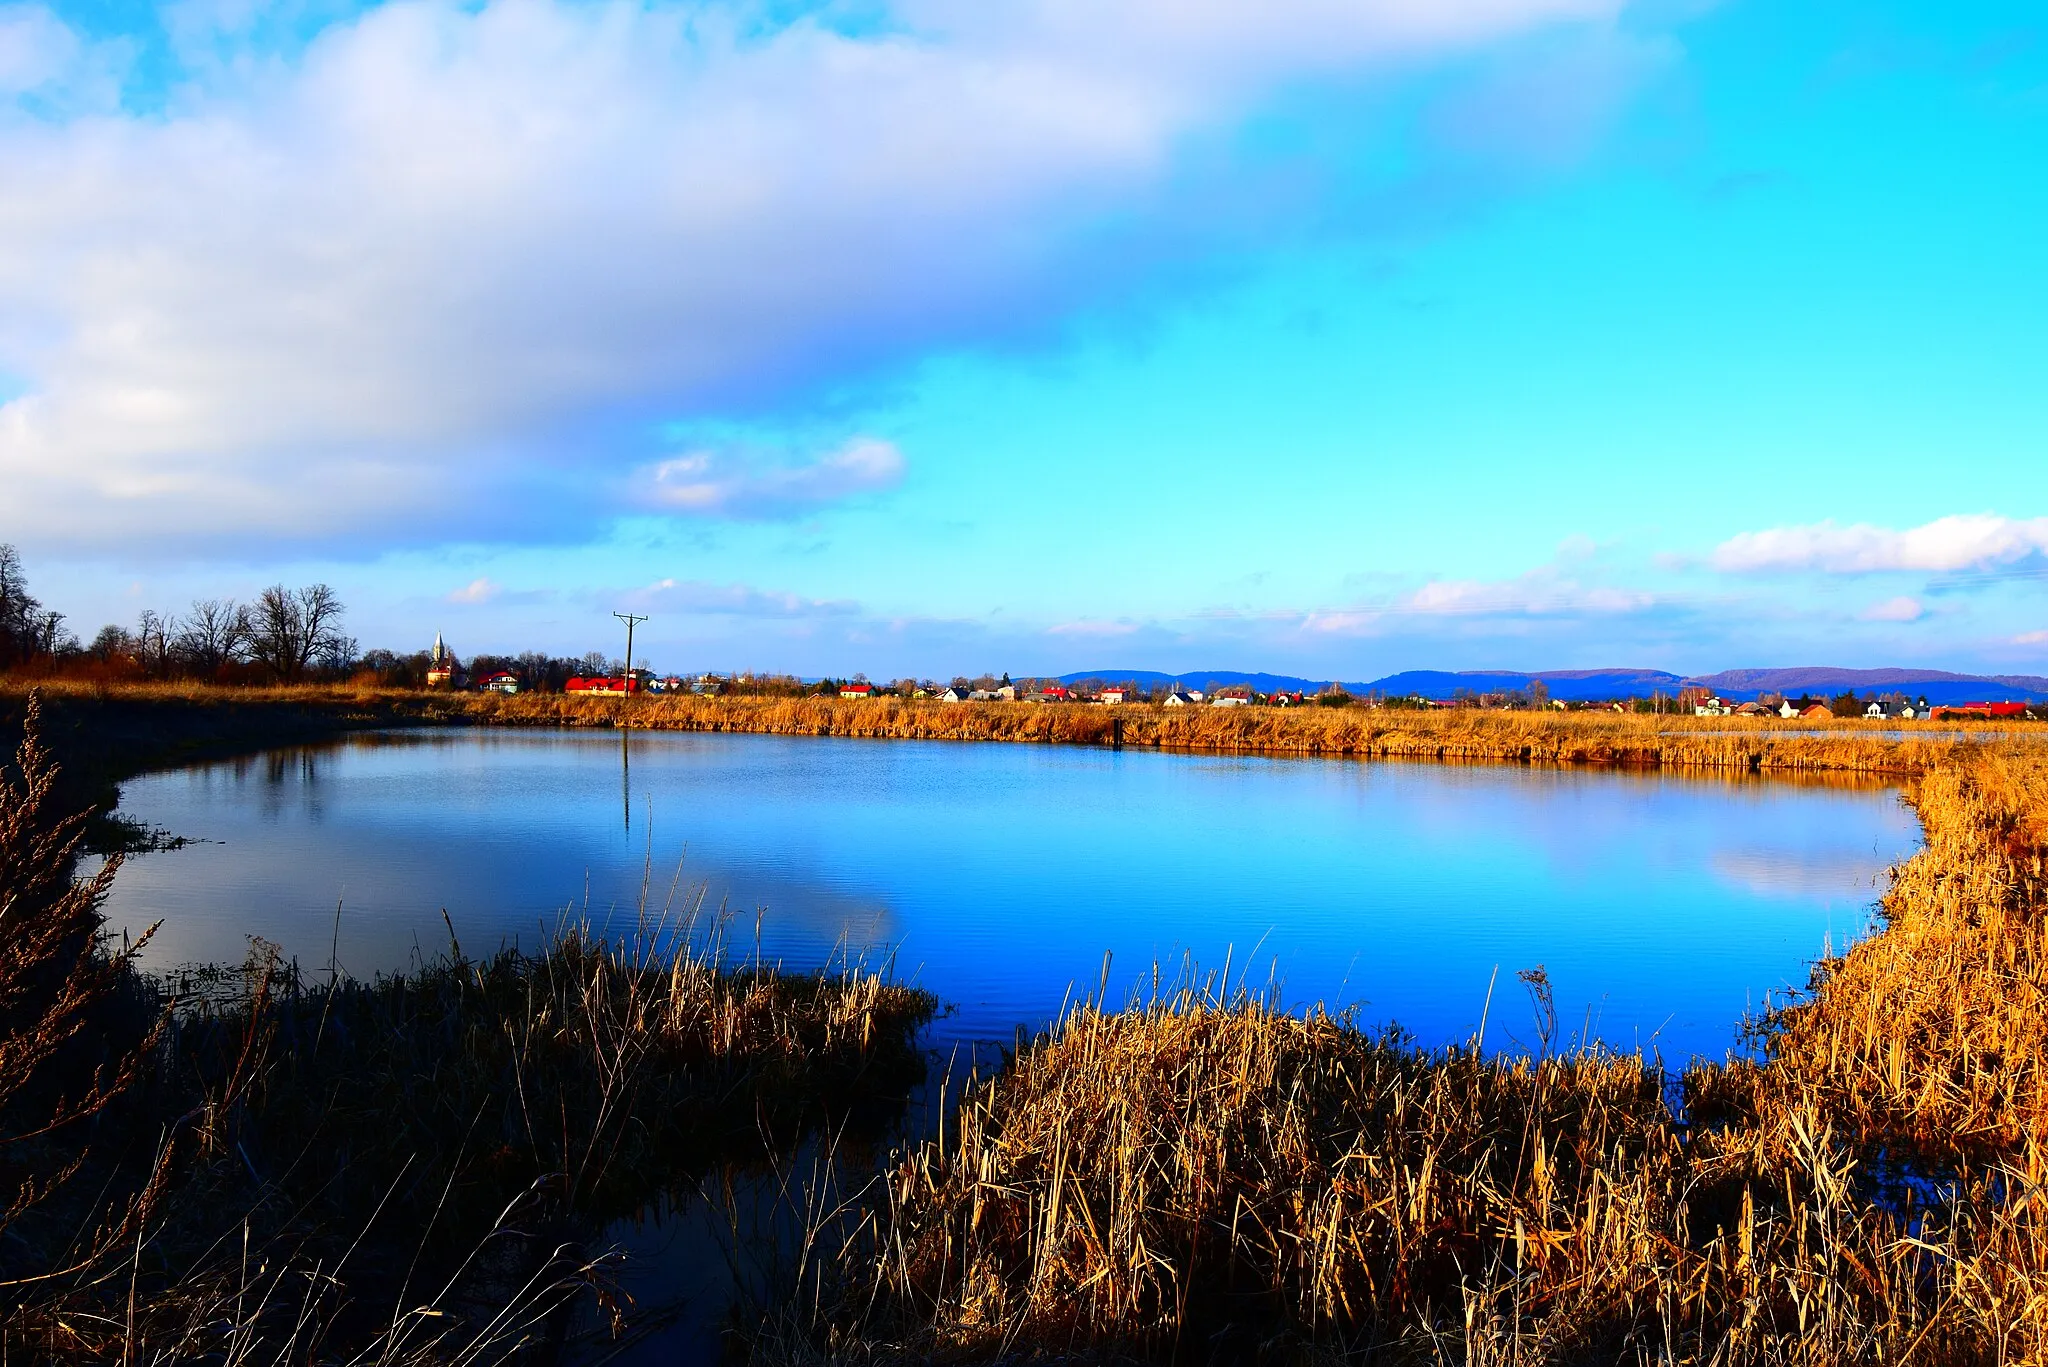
0;694;934;1362
757;740;2048;1364
5;682;2048;1362
11;678;2024;791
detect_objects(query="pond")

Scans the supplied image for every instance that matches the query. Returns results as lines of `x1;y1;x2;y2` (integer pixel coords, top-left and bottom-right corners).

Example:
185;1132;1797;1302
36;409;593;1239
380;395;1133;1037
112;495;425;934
103;727;1922;1063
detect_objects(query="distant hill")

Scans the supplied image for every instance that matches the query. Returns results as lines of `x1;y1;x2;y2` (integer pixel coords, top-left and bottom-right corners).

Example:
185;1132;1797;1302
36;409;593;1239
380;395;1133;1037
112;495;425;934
1052;665;2048;704
1361;669;1683;702
1689;668;2048;704
1052;669;1341;694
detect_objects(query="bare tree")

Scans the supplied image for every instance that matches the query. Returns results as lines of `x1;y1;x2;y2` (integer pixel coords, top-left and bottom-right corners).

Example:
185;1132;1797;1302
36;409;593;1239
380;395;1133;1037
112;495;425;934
88;625;136;664
317;634;360;675
134;610;174;679
33;612;69;658
174;599;248;677
0;545;44;668
247;584;347;683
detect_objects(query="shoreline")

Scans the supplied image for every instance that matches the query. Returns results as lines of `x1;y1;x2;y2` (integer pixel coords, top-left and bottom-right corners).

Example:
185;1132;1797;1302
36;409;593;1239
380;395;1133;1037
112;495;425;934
10;679;2014;789
5;677;2045;1355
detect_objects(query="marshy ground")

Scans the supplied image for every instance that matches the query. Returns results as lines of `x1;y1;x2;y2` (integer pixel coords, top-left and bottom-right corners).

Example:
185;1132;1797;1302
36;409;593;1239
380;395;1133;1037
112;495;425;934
0;683;2042;1363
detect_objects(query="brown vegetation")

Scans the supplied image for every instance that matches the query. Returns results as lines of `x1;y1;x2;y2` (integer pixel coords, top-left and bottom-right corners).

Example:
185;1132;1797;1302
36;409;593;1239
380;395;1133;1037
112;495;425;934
8;678;2048;1360
8;678;2031;795
463;690;1974;776
761;738;2048;1364
0;694;935;1362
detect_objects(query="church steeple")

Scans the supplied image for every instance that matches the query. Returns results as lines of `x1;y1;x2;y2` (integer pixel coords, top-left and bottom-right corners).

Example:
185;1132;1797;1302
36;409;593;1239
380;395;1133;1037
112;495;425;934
426;631;460;687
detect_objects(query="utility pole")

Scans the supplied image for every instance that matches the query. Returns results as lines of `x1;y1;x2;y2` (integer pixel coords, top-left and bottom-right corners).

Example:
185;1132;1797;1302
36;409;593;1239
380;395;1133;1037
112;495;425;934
613;612;648;690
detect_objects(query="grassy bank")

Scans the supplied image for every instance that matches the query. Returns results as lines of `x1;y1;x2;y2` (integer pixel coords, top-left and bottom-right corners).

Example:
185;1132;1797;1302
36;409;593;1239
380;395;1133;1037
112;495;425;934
456;689;1984;775
0;695;935;1362
7;680;2021;800
8;679;2046;1361
761;740;2048;1363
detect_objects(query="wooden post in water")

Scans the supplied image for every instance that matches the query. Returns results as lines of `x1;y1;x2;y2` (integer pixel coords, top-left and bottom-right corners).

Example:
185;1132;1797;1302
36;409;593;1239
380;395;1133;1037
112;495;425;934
1112;715;1123;749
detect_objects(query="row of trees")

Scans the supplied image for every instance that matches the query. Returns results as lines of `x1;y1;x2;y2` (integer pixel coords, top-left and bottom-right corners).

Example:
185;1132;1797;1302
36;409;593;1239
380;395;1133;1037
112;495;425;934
0;545;353;683
94;588;352;682
0;546;67;670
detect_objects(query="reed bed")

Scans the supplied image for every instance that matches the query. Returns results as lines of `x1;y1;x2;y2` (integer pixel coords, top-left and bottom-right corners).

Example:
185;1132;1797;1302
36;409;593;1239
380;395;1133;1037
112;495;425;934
0;695;935;1363
761;739;2048;1364
6;679;2025;792
12;680;2048;1360
466;693;1988;777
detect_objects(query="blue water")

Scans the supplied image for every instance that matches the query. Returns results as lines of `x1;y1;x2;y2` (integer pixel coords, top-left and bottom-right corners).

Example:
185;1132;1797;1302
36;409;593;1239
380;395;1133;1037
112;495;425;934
102;727;1921;1062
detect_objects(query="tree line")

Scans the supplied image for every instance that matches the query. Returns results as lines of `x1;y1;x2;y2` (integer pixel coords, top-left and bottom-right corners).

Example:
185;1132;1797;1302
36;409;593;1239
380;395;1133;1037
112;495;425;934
2;544;701;692
2;544;353;683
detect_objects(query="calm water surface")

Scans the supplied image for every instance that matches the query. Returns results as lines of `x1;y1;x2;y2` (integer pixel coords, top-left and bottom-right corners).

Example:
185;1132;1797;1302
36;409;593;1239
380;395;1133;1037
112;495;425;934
104;728;1920;1060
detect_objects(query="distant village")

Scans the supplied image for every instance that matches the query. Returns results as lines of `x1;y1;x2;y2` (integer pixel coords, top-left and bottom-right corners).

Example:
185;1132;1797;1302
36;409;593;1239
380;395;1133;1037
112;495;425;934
0;549;2035;721
417;635;2041;722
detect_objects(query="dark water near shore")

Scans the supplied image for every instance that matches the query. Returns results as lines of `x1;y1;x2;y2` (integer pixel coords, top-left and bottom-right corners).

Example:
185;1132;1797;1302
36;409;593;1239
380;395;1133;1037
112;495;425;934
104;726;1919;1062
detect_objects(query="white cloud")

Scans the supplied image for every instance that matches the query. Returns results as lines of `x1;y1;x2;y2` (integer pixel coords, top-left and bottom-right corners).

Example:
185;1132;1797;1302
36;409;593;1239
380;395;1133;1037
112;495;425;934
1711;514;2048;574
0;5;126;111
618;578;857;618
1404;577;1650;616
1046;619;1140;638
446;576;498;603
0;0;1624;552
1858;595;1922;623
641;438;904;519
1302;572;1652;635
2016;629;2048;647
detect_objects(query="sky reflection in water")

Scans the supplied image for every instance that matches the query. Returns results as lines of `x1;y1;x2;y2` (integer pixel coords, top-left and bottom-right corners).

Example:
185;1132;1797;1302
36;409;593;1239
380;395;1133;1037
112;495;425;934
102;729;1922;1062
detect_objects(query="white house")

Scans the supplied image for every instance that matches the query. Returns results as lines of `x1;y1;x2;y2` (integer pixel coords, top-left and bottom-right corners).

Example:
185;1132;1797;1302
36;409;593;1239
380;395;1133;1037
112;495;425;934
1099;687;1127;705
1211;695;1249;707
1778;700;1799;718
940;686;968;702
1164;690;1197;707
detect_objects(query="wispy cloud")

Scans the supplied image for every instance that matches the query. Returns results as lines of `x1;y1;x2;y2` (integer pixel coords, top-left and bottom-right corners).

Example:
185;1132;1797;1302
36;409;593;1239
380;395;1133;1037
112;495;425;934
446;577;498;604
615;578;858;618
1303;571;1654;635
0;0;1629;553
1046;619;1140;638
1712;514;2048;574
639;438;905;520
1859;595;1923;623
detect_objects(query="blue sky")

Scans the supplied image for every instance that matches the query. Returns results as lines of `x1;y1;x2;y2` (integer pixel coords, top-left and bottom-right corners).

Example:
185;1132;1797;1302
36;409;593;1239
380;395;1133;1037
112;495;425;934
2;0;2044;678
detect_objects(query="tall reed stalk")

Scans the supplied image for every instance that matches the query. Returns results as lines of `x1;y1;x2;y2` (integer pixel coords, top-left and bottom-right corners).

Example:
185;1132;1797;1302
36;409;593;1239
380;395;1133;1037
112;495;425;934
0;694;935;1363
761;741;2048;1364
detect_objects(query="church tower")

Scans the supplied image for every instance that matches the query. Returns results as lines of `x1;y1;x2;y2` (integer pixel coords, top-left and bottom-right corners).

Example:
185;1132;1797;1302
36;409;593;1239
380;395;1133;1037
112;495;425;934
426;631;461;687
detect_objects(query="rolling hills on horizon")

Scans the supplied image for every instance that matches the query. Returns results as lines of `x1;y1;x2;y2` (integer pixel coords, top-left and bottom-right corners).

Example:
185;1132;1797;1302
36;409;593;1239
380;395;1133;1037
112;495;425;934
1051;667;2048;704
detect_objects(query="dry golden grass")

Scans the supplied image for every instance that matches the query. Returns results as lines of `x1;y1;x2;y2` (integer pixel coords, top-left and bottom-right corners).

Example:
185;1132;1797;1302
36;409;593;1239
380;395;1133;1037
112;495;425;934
762;739;2048;1365
8;677;2031;784
0;693;936;1363
467;691;1994;777
12;677;2048;1361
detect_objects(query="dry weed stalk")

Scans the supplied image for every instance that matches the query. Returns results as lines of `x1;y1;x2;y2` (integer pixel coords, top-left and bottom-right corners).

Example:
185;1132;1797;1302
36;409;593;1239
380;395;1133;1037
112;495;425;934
769;741;2048;1364
0;696;935;1363
463;692;1970;779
